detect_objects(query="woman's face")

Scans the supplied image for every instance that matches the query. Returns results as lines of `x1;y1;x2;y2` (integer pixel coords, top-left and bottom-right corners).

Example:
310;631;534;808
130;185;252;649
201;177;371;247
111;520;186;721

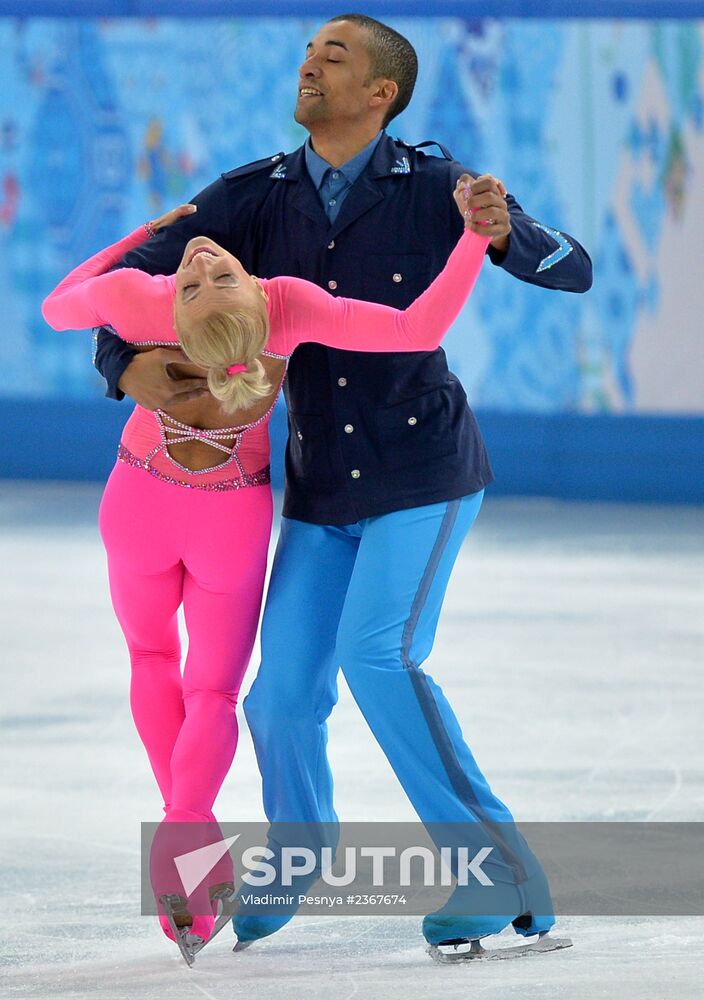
174;236;267;325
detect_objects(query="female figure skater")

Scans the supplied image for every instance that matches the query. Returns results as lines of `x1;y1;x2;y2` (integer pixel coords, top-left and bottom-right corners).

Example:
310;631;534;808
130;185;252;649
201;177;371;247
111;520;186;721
42;177;491;955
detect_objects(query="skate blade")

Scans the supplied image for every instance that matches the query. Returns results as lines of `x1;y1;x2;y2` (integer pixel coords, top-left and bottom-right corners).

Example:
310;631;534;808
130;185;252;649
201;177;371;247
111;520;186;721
428;932;573;964
233;938;255;952
159;894;204;968
191;889;238;957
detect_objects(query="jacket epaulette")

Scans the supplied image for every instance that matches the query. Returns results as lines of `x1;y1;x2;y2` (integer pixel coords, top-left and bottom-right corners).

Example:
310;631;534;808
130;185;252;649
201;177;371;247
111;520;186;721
395;138;455;162
221;152;286;182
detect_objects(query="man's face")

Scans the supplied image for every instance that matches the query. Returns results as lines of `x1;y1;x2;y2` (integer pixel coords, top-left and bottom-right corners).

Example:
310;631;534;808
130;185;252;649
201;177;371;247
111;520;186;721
295;20;376;128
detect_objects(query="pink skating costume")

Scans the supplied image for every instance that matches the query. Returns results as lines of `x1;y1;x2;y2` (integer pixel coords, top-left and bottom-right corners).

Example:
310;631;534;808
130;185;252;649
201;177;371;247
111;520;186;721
42;224;489;935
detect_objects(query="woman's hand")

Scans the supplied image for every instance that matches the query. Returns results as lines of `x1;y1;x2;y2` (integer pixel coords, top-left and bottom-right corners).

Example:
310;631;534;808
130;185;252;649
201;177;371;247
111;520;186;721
150;203;197;233
454;174;511;251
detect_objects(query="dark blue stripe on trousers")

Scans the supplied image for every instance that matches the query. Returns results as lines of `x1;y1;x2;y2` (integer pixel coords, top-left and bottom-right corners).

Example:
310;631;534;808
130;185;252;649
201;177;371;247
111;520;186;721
400;498;526;881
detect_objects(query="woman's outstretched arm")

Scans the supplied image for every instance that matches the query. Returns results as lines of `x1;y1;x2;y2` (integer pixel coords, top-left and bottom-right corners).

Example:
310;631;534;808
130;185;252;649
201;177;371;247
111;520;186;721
42;205;195;338
266;175;492;356
42;229;162;334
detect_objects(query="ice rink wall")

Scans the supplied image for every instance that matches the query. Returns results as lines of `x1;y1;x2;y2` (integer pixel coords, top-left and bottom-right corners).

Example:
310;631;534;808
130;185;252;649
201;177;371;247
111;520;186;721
2;1;703;501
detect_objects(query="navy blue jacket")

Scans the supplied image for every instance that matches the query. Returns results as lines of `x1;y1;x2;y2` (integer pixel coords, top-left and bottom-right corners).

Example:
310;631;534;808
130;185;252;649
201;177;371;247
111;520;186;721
95;134;592;525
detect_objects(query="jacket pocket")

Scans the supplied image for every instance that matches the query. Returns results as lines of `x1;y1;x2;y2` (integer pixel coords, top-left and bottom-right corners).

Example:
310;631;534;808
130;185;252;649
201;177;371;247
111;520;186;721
375;386;459;470
287;412;336;487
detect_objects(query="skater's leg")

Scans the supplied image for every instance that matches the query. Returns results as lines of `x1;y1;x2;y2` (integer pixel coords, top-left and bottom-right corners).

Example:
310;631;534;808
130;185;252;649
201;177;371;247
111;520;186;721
336;494;509;822
98;462;186;807
169;483;273;818
243;518;358;824
336;493;554;942
235;517;359;942
151;483;272;941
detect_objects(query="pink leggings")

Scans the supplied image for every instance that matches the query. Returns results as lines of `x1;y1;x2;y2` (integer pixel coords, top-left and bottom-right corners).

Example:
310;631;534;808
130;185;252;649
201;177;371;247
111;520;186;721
98;460;273;819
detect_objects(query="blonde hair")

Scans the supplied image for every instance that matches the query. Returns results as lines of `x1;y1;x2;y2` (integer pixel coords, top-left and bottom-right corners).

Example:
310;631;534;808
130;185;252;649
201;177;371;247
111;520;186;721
175;303;271;415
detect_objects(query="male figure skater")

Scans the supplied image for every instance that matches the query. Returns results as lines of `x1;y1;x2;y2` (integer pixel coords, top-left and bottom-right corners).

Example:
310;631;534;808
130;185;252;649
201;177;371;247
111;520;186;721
95;14;591;956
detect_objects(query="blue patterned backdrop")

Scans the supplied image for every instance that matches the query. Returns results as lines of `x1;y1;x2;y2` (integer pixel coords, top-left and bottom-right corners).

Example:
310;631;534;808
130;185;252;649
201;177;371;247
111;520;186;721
2;10;703;498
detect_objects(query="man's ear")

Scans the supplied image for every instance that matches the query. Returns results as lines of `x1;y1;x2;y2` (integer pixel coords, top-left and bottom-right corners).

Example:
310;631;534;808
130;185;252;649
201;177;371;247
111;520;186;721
369;79;398;114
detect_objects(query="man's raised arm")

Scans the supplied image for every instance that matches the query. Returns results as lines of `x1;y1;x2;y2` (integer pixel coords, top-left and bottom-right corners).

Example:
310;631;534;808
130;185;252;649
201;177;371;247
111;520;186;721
453;169;593;293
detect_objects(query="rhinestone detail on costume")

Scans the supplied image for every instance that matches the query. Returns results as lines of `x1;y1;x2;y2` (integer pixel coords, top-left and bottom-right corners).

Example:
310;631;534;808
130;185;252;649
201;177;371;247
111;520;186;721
127;350;290;482
532;223;574;273
151;411;247;477
117;444;271;491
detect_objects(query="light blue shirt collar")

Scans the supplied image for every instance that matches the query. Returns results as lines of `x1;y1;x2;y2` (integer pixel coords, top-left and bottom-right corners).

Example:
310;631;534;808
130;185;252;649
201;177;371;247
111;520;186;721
304;131;384;189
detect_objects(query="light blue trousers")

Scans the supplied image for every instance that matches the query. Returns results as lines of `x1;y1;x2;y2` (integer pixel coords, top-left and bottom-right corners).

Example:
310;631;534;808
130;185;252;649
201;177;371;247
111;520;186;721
237;493;554;944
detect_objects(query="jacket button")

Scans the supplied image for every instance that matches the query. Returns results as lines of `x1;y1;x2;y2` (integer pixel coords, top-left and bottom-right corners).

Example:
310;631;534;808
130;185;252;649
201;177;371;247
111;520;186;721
407;416;417;426
297;430;303;440
338;377;347;387
328;280;338;290
393;273;403;283
344;424;354;434
328;240;335;250
351;469;361;479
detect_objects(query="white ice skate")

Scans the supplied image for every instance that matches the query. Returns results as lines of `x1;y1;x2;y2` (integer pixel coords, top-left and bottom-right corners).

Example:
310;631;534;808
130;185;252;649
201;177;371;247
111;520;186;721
190;884;238;957
427;930;573;964
159;894;204;968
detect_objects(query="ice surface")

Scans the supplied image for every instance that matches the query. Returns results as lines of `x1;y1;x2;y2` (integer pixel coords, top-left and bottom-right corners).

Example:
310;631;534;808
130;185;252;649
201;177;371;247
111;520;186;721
1;483;703;998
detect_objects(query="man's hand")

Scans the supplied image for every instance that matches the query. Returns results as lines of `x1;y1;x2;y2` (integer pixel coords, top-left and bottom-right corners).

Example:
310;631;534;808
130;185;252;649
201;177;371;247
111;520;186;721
454;173;511;253
118;348;209;410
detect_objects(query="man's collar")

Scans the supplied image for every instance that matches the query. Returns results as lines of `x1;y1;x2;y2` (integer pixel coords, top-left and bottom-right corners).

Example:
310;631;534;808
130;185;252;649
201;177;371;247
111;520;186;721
304;131;384;189
272;133;421;182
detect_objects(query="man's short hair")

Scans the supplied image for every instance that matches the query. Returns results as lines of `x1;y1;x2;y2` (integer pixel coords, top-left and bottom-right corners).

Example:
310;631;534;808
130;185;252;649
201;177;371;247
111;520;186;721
329;13;418;127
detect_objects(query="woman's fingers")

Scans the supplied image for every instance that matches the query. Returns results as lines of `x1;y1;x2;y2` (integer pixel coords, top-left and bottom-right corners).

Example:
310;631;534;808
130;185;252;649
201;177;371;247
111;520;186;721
457;174;510;236
150;203;197;233
453;174;474;224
